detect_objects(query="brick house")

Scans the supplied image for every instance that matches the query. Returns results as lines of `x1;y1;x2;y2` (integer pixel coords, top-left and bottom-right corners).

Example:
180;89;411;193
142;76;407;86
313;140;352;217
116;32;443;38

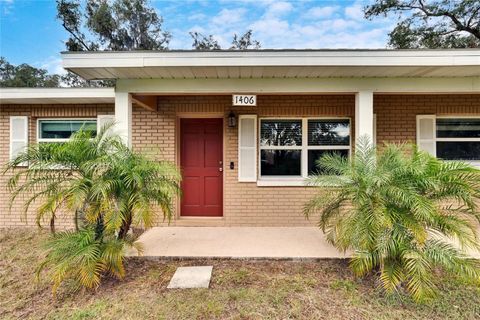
1;49;479;228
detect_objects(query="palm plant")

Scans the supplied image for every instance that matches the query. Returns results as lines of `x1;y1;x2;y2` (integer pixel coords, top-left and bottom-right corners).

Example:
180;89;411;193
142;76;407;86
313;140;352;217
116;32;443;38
101;146;182;239
5;124;181;238
5;124;123;233
4;124;181;292
37;227;141;295
304;136;480;302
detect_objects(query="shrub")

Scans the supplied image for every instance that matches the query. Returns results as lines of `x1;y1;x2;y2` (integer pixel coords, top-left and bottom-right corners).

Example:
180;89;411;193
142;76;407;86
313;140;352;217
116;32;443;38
4;124;181;293
304;136;480;302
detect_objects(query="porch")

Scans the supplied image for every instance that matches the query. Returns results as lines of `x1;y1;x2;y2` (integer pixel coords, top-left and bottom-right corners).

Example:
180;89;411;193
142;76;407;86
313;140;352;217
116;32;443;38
130;227;349;259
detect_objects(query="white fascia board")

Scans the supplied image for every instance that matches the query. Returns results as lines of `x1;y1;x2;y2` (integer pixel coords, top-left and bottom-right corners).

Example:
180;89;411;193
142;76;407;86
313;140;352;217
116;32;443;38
116;77;480;94
0;88;115;100
62;50;480;68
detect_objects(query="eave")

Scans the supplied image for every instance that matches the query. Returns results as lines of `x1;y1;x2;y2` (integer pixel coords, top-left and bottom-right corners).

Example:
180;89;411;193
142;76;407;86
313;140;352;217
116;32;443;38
61;49;480;80
0;88;115;104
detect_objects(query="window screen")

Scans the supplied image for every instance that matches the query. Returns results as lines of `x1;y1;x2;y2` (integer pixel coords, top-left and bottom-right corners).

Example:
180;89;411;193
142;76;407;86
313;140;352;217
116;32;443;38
308;119;350;146
435;118;480;161
39;120;97;140
260;120;302;146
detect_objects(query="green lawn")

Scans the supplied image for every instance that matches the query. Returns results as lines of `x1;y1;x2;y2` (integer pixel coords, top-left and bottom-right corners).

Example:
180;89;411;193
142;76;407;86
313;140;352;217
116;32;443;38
1;229;480;320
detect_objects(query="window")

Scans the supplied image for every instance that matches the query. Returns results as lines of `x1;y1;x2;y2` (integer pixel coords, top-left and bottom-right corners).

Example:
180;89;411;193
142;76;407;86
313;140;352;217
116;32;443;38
307;119;350;175
37;119;97;142
436;118;480;161
260;120;302;176
259;118;351;179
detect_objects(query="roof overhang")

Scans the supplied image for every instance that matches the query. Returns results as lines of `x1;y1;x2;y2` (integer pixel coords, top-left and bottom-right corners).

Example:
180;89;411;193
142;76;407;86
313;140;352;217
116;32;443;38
62;49;480;80
0;88;115;104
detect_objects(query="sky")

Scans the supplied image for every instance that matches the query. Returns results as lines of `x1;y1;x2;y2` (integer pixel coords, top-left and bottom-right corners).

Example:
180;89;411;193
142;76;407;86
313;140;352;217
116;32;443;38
0;0;397;75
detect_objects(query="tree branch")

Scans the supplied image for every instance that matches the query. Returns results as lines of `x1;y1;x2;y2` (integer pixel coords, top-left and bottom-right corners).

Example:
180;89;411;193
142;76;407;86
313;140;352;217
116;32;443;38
401;1;480;40
61;21;92;51
466;7;480;28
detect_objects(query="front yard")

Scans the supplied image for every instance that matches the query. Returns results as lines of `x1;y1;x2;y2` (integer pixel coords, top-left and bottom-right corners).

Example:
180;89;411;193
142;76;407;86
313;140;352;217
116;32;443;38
1;229;480;320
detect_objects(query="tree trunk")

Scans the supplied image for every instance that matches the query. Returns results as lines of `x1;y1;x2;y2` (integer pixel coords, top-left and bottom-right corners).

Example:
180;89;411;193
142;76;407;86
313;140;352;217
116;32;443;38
118;212;133;240
74;209;79;231
50;214;55;234
94;215;104;241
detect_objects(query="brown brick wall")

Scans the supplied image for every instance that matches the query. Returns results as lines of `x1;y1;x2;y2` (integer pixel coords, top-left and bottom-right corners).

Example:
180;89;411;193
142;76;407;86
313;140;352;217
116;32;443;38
374;94;480;144
130;95;355;227
1;94;479;228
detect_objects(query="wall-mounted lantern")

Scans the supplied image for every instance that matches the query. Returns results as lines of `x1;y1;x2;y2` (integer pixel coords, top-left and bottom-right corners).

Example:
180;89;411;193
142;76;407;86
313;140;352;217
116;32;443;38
228;111;236;128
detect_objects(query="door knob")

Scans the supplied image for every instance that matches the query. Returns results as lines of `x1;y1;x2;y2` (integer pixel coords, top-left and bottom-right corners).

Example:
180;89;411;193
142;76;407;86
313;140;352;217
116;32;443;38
219;167;223;172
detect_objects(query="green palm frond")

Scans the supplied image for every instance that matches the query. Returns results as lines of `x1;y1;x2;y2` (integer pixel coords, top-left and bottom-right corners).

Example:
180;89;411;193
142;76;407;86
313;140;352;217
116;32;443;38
350;250;379;277
424;239;480;280
380;259;405;294
402;250;436;302
36;227;140;296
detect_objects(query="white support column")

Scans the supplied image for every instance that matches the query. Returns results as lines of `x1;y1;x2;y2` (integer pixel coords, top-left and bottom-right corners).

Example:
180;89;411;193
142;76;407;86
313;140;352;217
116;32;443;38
115;91;132;147
355;91;374;145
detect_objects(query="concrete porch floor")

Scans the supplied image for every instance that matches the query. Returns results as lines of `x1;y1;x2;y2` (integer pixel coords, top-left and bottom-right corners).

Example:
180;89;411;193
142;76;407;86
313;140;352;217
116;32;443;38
131;226;480;260
131;227;348;259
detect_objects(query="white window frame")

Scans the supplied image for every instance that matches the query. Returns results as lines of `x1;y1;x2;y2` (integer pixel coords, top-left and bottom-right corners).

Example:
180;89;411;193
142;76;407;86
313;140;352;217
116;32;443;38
258;117;352;186
37;118;97;143
434;115;480;167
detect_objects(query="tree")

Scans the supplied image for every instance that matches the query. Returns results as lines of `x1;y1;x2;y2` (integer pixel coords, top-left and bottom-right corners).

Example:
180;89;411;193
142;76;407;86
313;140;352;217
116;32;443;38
365;0;480;48
304;137;480;302
56;0;170;51
230;30;261;50
190;30;261;50
60;71;103;88
56;0;171;87
189;32;221;50
0;57;60;88
4;124;181;293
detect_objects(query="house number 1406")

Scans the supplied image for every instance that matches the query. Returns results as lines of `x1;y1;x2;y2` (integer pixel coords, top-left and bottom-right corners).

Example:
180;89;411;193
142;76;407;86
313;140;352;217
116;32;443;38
232;95;256;106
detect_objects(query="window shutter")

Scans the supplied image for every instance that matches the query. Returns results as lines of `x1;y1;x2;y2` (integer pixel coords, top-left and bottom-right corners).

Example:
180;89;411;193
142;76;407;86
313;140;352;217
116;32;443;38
238;115;257;182
10;116;29;163
97;115;115;134
416;115;436;156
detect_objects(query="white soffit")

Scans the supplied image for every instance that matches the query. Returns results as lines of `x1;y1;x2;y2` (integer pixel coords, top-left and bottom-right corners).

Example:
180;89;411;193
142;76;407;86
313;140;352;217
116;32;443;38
0;88;115;104
62;49;480;80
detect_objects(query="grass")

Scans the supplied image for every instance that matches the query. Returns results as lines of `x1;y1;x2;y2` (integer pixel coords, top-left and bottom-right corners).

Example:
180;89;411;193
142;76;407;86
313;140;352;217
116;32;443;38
1;229;480;319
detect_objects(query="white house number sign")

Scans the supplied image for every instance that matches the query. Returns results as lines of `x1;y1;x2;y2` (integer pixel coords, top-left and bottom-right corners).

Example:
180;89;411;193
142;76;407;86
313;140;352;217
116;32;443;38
232;94;256;106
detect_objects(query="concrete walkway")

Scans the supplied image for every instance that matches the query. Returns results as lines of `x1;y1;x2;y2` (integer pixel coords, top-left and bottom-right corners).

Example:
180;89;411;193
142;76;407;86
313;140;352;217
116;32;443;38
131;227;348;259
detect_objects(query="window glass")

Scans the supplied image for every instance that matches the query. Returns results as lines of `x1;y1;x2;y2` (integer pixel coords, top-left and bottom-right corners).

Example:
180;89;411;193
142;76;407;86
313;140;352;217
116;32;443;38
437;142;480;161
260;120;302;146
261;150;301;176
308;119;350;146
39;120;97;139
436;119;480;138
308;149;349;175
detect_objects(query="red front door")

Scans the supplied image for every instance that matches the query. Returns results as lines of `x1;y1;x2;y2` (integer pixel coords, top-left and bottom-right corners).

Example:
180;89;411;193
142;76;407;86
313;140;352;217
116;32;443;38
180;118;223;216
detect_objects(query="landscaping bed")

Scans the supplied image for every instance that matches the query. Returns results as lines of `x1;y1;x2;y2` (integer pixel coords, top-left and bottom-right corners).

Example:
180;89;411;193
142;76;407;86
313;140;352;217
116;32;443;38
1;229;479;320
